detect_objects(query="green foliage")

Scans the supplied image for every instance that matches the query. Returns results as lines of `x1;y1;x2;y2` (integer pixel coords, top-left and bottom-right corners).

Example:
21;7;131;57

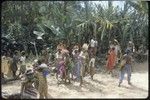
1;1;148;53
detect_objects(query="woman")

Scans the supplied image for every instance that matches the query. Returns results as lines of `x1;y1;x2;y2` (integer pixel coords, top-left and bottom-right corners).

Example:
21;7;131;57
55;48;66;80
106;47;116;77
72;49;81;81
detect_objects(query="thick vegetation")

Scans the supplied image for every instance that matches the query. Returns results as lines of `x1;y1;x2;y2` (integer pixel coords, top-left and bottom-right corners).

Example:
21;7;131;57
1;1;148;55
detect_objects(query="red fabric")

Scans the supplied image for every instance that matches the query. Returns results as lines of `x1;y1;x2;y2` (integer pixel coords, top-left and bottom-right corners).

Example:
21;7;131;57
106;49;116;70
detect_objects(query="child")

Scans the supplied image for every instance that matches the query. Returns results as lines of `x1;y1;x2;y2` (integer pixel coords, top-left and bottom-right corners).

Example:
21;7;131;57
118;49;132;87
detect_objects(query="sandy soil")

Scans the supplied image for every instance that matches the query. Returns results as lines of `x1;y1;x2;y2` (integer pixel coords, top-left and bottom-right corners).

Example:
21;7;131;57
2;60;148;99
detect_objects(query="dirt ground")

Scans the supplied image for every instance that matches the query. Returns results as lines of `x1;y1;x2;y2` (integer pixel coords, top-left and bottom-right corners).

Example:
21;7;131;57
2;60;148;99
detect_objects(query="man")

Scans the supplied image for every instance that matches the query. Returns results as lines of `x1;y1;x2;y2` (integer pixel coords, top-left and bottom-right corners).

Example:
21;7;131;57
126;41;135;71
118;49;132;87
127;41;135;55
34;59;49;99
90;37;98;56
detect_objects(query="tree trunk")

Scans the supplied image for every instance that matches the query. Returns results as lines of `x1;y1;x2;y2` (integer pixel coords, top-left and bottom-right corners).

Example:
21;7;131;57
84;1;89;20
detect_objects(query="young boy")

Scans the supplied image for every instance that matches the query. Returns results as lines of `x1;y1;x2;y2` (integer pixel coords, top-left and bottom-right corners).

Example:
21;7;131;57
118;49;132;87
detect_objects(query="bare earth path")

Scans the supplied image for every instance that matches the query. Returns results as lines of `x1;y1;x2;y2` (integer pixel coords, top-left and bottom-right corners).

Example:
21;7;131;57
2;60;148;99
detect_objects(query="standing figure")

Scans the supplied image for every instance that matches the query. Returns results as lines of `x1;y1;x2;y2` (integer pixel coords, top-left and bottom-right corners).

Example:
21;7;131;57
113;39;122;65
2;56;9;77
72;49;81;81
89;52;96;80
79;43;89;86
118;49;132;87
18;51;26;77
106;47;116;77
58;59;66;80
6;54;13;78
11;51;19;78
90;37;98;56
127;41;135;55
55;48;64;80
126;41;135;71
34;59;49;99
41;46;49;64
136;44;144;63
64;53;72;83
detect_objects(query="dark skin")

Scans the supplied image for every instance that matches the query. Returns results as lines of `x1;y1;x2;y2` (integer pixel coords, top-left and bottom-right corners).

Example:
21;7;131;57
106;47;115;76
90;54;95;80
64;54;71;84
55;49;62;80
12;52;19;78
71;50;79;80
21;74;37;98
34;68;48;98
80;49;89;86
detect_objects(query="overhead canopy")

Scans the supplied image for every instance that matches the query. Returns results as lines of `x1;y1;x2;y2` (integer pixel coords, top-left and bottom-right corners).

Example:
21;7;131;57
41;24;57;37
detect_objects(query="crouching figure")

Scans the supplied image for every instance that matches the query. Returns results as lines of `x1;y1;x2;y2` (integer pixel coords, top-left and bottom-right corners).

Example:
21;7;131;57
20;69;38;99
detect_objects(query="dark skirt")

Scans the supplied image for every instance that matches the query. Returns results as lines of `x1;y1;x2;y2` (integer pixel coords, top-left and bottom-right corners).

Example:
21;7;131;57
11;62;18;72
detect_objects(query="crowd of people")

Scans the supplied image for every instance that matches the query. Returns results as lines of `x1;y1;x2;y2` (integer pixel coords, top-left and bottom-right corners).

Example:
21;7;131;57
2;37;137;99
